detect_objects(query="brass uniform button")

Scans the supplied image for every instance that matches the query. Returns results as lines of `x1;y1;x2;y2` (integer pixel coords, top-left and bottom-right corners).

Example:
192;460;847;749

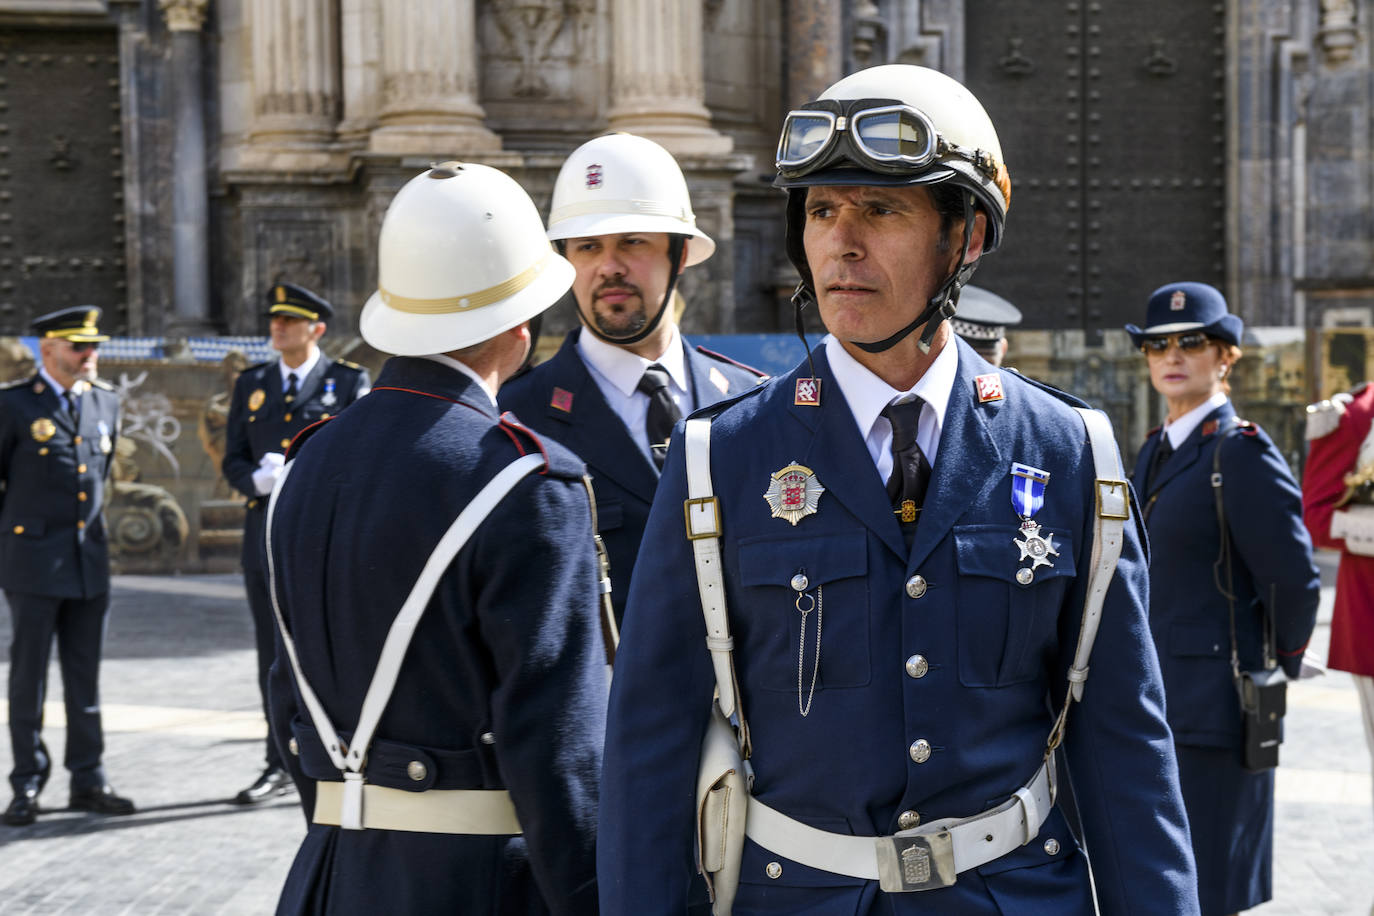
288;737;299;756
78;492;88;502
77;464;86;473
321;412;331;420
1044;838;1061;856
74;435;82;444
284;413;293;423
765;862;782;879
905;655;929;679
407;761;428;782
77;520;85;530
897;810;921;830
280;438;291;450
38;447;48;456
908;739;932;764
12;525;23;535
905;575;927;599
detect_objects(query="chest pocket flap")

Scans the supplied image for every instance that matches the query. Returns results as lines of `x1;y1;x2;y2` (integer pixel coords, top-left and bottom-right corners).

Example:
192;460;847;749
738;530;867;590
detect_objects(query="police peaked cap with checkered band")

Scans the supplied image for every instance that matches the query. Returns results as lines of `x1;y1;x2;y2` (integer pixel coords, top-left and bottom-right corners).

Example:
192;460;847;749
1125;281;1243;349
265;283;335;323
30;305;109;342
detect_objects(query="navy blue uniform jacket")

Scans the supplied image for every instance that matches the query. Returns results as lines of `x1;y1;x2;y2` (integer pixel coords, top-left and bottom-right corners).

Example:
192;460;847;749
222;355;370;570
600;339;1199;915
1131;403;1319;745
0;375;119;598
499;328;764;626
267;357;606;915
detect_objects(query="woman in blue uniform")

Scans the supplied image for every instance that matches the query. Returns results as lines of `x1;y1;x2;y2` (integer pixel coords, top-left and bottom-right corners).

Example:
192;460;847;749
1127;281;1320;916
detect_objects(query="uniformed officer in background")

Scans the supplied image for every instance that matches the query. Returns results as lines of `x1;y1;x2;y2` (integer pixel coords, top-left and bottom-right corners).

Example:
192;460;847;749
599;65;1198;914
949;284;1021;367
266;162;605;913
499;132;765;629
222;284;369;805
2;307;133;827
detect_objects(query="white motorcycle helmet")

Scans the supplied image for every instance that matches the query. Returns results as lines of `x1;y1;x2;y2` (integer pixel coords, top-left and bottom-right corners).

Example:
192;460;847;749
360;162;575;356
775;65;1011;353
546;132;714;345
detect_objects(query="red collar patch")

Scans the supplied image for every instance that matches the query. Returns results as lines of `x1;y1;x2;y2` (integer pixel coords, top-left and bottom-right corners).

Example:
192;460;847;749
550;387;574;412
974;373;1004;403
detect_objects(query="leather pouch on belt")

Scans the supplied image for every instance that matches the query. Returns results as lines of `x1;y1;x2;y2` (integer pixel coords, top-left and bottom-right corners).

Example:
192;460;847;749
696;702;748;916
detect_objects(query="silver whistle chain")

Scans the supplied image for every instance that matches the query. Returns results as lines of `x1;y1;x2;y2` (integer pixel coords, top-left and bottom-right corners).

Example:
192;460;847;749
796;586;822;716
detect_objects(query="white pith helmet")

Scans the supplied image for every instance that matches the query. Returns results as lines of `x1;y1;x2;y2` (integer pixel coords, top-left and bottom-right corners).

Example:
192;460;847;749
545;133;716;266
360;162;575;356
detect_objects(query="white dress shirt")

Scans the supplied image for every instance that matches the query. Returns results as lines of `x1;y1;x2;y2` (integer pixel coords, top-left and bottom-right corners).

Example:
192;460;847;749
576;327;692;458
1161;391;1229;449
824;334;958;486
278;347;322;393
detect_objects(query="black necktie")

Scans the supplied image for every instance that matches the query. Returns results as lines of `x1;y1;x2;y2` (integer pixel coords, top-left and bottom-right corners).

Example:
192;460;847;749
882;398;931;536
637;364;682;470
65;390;80;424
284;372;298;404
1147;434;1174;491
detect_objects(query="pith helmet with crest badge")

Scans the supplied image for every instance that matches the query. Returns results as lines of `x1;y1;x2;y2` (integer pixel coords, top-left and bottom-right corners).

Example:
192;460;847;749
30;305;110;343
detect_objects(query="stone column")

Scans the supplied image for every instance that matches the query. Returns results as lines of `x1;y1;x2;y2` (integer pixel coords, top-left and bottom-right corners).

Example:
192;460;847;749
159;0;216;334
248;0;340;145
605;0;731;155
369;0;502;155
785;0;843;107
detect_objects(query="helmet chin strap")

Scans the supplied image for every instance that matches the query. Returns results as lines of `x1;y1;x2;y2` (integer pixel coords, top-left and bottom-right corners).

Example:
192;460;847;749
577;235;688;347
851;192;979;356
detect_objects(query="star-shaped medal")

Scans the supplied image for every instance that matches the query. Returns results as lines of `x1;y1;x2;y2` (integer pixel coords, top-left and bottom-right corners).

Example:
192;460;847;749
1015;520;1059;570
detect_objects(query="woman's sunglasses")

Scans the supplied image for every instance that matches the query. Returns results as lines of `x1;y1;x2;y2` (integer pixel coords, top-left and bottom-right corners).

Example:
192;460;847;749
1140;332;1211;356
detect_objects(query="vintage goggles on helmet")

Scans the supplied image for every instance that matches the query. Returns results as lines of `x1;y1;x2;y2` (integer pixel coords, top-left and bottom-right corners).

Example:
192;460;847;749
776;98;998;183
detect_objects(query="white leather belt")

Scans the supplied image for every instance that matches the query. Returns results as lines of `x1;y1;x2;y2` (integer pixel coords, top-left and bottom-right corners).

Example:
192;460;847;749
744;757;1055;893
313;782;522;836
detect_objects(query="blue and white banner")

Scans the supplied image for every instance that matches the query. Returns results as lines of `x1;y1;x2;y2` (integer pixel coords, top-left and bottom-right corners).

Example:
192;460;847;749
1010;462;1050;518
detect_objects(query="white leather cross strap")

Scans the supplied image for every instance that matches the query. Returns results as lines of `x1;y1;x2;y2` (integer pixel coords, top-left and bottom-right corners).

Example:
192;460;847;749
1064;407;1129;703
685;417;747;736
313;783;521;836
744;757;1056;892
266;451;545;831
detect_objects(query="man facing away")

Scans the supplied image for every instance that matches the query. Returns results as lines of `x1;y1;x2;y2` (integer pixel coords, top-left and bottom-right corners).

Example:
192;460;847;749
599;65;1199;915
500;132;764;629
267;162;606;914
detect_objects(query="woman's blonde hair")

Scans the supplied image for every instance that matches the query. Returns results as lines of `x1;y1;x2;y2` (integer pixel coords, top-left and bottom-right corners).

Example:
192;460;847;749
1215;340;1242;395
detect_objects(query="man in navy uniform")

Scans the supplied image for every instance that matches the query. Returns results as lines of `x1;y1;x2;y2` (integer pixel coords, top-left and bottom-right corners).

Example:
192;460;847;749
266;162;605;913
2;307;133;826
500;132;764;629
600;66;1199;914
222;283;369;805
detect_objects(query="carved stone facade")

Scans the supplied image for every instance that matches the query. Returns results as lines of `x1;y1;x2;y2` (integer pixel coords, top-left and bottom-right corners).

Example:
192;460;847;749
0;0;1369;568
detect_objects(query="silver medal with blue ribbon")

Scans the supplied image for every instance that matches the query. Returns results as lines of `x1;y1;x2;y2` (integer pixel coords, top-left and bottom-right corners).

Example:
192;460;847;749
321;377;337;407
1010;462;1058;584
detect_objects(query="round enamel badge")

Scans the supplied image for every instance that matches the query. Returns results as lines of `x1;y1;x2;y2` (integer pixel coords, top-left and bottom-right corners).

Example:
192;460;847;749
248;388;266;412
30;418;56;443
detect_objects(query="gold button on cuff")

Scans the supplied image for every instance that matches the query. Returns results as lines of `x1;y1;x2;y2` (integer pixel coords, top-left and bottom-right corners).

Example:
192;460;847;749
905;654;929;678
288;737;300;756
765;862;782;879
1044;838;1061;856
897;810;921;830
407;761;428;782
78;492;88;502
12;525;23;534
905;575;927;599
908;739;932;764
77;464;86;473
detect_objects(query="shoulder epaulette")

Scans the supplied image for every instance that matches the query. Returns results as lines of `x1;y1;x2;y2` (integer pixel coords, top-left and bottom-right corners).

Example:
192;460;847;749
333;358;363;371
686;377;771;421
90;378;115;392
1306;392;1352;440
244;359;273;372
0;376;31;390
498;411;579;479
1005;368;1090;409
694;345;768;379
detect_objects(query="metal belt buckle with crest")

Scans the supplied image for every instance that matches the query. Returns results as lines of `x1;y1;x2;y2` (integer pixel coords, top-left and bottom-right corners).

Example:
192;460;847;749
875;828;957;892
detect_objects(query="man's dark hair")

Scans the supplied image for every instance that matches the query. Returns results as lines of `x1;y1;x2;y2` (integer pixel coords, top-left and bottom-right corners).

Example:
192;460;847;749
928;183;970;253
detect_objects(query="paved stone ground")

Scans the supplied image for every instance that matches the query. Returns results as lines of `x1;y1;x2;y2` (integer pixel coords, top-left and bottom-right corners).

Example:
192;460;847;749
0;558;1369;914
